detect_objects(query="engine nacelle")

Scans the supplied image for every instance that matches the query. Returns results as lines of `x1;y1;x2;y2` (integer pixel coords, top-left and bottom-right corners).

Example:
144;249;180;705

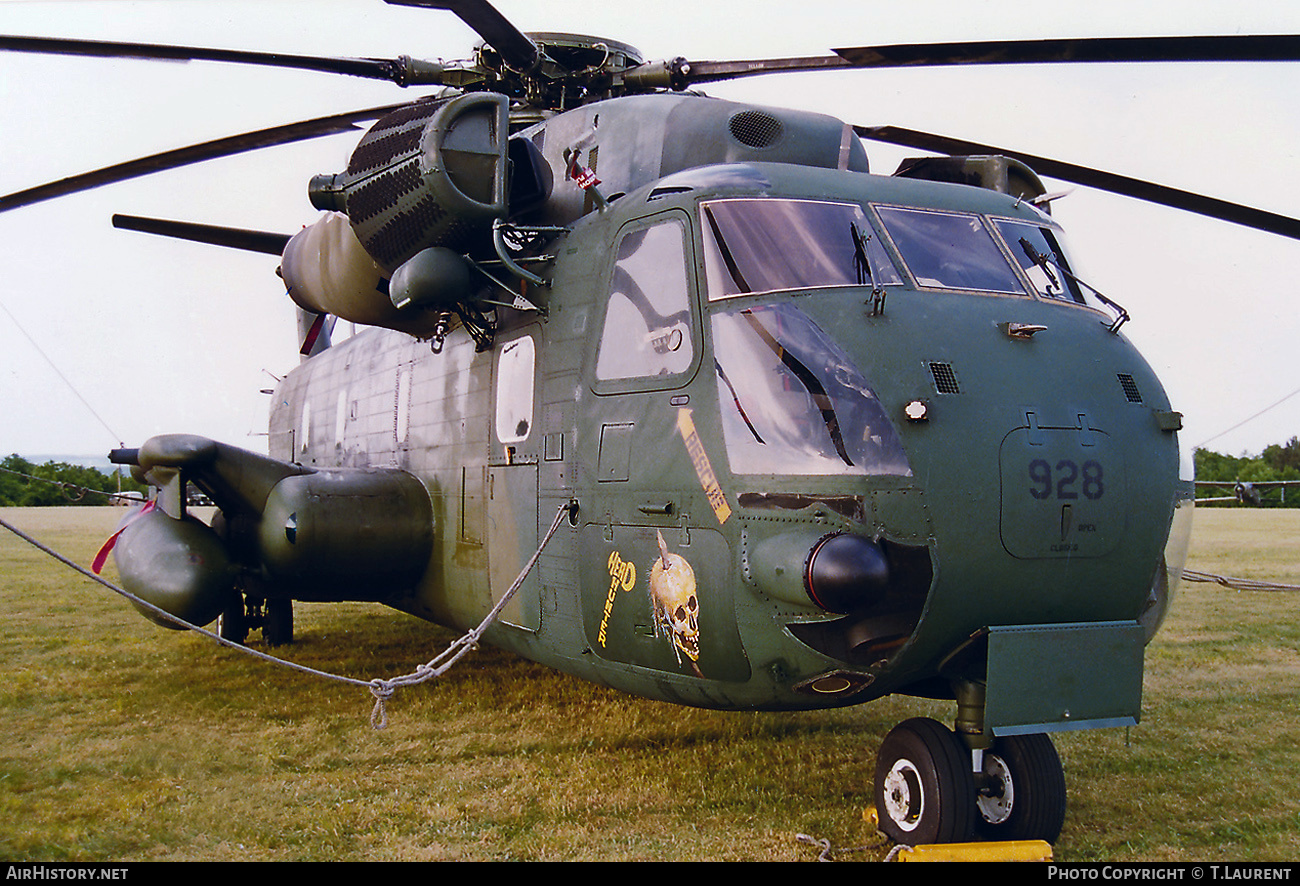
308;92;511;272
280;211;462;338
280;210;402;327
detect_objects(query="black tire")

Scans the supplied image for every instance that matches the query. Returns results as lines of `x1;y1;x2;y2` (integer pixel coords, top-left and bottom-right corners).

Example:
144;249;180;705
216;594;248;645
975;733;1067;843
873;717;977;845
264;598;293;647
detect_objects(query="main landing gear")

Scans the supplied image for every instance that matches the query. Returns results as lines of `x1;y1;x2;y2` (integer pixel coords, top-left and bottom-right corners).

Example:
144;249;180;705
216;591;295;647
873;716;1066;845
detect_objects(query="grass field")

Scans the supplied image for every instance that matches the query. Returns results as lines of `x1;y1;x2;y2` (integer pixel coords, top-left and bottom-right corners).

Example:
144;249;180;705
1;506;1297;862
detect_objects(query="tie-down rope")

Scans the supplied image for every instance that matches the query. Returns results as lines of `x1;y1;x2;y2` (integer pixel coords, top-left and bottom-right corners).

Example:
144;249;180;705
0;500;574;729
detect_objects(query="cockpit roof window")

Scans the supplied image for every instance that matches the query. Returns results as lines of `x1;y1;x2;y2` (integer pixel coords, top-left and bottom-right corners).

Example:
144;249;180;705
700;198;901;300
875;205;1026;295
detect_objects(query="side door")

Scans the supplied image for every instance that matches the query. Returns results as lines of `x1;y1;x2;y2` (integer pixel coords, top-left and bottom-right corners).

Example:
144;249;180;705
578;210;746;681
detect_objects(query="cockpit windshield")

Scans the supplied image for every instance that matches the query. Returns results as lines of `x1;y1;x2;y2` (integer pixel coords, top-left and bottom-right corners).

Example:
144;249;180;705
700;198;901;299
993;218;1085;304
874;206;1025;294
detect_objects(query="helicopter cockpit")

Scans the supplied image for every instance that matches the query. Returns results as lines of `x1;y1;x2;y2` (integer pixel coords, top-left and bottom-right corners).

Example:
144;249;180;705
697;192;1091;304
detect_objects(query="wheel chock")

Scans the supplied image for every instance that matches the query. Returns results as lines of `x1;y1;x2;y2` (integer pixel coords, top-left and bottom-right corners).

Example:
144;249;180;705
892;841;1053;862
864;806;1054;861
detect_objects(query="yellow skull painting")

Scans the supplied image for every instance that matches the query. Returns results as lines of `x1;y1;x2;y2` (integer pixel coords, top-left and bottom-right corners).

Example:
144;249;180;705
649;530;702;676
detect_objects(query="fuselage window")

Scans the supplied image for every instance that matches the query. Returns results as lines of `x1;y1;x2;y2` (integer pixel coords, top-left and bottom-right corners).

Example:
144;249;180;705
395;366;412;445
875;205;1026;294
700;198;901;299
595;219;695;381
496;334;535;444
299;399;311;456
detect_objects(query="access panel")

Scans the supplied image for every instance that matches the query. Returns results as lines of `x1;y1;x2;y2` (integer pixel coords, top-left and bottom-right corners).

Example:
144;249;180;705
999;414;1127;560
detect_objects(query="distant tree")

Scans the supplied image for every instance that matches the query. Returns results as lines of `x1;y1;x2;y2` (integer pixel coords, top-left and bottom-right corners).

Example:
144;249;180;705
0;453;147;506
1261;436;1300;474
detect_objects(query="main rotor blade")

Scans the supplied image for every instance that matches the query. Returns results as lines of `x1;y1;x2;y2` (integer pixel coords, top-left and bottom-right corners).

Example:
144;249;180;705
0;103;408;213
661;55;851;85
855;124;1300;241
661;34;1300;89
834;34;1300;69
384;0;539;71
0;34;409;82
112;215;291;255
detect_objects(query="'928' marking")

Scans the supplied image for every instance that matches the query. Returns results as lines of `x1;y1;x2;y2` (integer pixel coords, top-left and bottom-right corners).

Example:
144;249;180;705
1029;459;1104;500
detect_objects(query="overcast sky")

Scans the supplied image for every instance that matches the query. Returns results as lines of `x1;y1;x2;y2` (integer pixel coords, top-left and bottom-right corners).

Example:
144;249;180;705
1;0;1299;464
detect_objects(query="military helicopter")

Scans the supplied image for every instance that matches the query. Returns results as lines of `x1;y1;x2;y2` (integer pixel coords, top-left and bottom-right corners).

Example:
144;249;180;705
4;0;1300;849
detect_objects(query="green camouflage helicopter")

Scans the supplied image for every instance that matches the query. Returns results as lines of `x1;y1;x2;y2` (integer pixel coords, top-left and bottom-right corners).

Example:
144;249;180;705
4;0;1299;848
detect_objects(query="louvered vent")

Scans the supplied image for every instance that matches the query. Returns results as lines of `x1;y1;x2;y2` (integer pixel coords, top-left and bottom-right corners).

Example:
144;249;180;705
929;362;960;394
1117;373;1143;403
729;110;784;148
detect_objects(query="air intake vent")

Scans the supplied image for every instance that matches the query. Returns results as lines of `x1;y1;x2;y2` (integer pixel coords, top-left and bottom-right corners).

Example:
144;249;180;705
929;362;960;394
729;110;784;148
1117;373;1143;403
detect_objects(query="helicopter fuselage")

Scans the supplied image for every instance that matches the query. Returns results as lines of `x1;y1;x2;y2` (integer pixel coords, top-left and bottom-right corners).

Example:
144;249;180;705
265;158;1188;725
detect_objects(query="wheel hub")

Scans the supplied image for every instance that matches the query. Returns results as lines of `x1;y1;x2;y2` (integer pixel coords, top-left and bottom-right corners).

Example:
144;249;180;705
881;758;925;832
977;752;1015;825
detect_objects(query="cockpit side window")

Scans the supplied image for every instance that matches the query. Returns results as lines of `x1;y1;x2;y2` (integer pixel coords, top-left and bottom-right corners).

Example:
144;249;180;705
595;218;696;383
875;205;1026;294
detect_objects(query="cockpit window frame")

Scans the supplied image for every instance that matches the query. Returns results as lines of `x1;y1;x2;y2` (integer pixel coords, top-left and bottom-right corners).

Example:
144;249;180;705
699;197;903;302
870;204;1032;298
590;209;703;397
986;214;1116;317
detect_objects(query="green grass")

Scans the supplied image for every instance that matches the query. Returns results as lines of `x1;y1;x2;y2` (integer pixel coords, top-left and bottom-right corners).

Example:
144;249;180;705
0;506;1296;861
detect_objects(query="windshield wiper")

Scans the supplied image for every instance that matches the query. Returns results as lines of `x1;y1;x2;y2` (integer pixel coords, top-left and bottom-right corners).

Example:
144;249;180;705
1018;237;1129;333
740;309;855;467
850;221;887;315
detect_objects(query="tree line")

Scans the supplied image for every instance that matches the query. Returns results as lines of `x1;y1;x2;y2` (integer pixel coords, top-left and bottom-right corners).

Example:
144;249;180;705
0;454;148;507
1195;436;1300;507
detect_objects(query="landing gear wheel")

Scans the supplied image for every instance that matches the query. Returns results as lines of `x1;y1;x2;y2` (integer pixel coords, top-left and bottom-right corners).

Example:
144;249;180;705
263;598;293;647
873;717;976;845
216;595;248;645
976;733;1066;843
